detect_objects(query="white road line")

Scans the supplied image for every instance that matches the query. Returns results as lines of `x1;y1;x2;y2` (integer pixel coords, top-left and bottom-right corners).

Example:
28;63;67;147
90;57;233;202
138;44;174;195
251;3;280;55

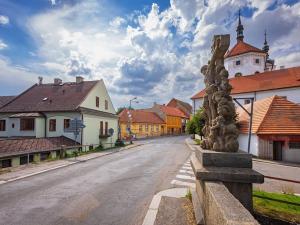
179;169;194;175
184;163;190;166
176;174;195;181
171;179;196;189
182;166;192;170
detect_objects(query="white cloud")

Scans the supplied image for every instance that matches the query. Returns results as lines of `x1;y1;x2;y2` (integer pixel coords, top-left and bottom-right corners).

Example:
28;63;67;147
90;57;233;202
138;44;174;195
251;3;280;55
0;39;7;50
49;0;56;6
1;0;298;107
0;15;9;25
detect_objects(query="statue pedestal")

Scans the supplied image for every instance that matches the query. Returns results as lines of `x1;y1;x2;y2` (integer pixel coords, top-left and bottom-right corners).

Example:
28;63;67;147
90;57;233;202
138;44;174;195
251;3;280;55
191;147;264;212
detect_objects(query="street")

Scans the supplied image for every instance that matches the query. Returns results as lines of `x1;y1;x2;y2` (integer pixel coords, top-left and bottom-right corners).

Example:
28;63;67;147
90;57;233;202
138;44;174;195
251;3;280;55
0;136;191;225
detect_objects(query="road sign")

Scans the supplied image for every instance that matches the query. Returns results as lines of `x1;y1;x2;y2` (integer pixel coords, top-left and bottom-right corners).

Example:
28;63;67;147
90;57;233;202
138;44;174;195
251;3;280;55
109;128;114;136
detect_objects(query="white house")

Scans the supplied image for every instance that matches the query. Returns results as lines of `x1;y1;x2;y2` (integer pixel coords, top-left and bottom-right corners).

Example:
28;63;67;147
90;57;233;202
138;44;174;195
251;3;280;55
237;96;300;163
0;76;118;167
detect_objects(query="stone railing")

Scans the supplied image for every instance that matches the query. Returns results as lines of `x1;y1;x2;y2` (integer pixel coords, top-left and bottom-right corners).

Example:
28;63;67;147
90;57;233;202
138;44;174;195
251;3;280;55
191;147;264;225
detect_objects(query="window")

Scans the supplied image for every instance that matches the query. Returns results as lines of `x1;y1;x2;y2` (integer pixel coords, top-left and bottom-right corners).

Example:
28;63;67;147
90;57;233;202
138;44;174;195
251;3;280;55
20;118;34;131
255;58;260;64
156;125;159;132
100;121;103;136
235;72;242;77
40;152;50;161
244;99;251;104
145;124;148;132
96;96;99;107
64;119;70;129
49;119;56;132
105;100;108;110
0;120;5;131
289;142;300;149
151;125;154;132
0;159;12;168
235;60;241;65
105;122;108;135
139;124;143;132
20;155;33;165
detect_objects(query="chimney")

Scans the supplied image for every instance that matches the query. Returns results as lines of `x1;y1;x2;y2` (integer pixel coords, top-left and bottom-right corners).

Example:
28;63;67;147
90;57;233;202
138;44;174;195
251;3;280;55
76;76;84;83
54;78;62;85
38;76;43;85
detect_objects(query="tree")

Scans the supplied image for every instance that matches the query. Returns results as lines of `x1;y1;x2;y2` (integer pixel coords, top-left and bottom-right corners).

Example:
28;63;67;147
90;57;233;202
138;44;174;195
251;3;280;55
116;106;134;114
186;107;205;137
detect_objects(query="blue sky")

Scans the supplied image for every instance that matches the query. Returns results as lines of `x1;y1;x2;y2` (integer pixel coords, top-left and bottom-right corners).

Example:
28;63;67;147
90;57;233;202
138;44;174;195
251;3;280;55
0;0;299;108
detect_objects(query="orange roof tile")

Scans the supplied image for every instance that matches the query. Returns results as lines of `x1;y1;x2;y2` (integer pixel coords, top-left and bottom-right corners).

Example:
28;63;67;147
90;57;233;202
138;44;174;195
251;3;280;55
191;67;300;99
119;109;165;124
225;40;265;58
158;105;188;118
237;96;300;135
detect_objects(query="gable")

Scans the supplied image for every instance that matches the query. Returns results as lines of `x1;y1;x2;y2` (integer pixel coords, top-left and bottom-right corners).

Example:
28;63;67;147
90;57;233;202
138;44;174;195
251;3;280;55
80;80;116;114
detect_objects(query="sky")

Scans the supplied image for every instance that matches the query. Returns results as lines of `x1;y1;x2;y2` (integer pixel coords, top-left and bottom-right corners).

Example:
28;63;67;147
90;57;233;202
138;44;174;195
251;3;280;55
0;0;299;109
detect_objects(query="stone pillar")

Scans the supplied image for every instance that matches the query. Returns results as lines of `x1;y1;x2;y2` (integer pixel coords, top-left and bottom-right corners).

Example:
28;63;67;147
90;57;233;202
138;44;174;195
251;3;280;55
191;147;264;213
33;153;40;163
50;151;57;159
11;157;20;167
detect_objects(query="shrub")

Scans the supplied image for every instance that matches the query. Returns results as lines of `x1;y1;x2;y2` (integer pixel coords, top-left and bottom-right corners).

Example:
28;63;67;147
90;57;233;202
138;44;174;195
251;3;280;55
115;139;125;147
186;107;205;136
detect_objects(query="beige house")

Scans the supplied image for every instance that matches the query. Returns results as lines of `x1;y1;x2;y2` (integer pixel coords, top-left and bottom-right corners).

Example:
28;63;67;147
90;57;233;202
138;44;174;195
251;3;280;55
0;77;118;168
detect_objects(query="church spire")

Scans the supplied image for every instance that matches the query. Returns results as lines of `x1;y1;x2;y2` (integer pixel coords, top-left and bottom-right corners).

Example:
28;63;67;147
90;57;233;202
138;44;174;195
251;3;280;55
236;9;244;42
263;29;269;59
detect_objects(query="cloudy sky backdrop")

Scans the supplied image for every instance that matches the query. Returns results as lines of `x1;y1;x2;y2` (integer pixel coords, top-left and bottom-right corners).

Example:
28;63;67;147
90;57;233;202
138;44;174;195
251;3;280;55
0;0;299;108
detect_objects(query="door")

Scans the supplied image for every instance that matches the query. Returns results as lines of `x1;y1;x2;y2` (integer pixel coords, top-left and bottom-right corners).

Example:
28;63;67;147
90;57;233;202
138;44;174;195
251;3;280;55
273;141;283;161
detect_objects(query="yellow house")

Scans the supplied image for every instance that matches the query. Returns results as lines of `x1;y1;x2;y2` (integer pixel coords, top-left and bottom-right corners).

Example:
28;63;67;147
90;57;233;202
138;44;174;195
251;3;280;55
119;109;165;139
145;104;188;134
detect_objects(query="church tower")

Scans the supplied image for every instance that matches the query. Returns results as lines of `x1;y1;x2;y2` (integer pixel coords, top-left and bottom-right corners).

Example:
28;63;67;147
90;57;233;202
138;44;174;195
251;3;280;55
224;10;270;78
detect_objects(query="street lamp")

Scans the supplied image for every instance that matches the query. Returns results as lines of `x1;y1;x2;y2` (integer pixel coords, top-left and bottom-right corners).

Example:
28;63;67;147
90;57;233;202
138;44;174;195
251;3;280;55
128;97;139;144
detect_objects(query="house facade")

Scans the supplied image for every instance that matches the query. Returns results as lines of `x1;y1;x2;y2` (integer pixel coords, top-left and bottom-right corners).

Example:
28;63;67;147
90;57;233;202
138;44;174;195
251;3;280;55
119;109;165;139
145;103;189;134
237;96;300;163
0;77;118;168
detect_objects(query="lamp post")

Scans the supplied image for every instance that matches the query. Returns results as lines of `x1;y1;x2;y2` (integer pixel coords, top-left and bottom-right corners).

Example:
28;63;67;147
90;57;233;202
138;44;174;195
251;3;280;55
128;97;139;144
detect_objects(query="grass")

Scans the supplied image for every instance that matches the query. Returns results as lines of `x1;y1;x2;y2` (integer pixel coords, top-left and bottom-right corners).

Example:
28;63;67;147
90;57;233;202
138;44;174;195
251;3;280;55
186;189;192;201
194;139;201;145
253;190;300;223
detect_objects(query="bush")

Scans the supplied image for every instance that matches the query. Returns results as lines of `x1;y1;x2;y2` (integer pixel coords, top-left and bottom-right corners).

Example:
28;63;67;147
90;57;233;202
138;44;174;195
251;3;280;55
115;139;125;147
186;107;205;136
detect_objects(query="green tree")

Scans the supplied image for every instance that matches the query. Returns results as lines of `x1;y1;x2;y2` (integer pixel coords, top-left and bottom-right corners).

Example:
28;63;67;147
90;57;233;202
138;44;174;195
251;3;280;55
186;108;205;137
116;106;134;114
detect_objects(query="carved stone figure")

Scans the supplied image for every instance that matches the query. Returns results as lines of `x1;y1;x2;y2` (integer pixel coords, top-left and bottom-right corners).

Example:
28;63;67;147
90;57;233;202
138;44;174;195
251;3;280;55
200;35;239;152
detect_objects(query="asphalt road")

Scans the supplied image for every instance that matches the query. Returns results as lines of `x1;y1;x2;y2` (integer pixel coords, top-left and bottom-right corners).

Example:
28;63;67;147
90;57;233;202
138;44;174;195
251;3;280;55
0;136;191;225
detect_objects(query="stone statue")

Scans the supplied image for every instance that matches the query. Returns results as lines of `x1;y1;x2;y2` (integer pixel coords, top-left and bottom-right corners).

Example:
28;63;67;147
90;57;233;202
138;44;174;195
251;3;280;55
200;35;239;152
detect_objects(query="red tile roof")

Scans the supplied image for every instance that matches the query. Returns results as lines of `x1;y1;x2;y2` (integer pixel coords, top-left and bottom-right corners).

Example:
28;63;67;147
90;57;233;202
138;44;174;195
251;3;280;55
167;98;192;117
119;109;165;124
225;40;265;58
0;96;16;108
191;67;300;99
158;105;188;118
0;136;78;158
0;81;98;112
237;96;300;135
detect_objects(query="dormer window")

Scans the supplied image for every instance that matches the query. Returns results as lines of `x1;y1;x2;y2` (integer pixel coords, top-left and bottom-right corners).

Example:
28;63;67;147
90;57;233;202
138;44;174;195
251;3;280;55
235;72;242;77
235;60;241;66
255;58;260;64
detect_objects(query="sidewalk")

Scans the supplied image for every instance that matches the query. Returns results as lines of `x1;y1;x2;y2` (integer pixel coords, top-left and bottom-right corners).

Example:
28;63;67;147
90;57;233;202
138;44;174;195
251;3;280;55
253;158;300;168
0;143;142;185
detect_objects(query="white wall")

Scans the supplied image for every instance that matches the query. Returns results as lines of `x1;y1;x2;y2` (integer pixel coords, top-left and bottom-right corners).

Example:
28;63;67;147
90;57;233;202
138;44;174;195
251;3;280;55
225;52;266;78
45;112;82;143
80;80;116;114
283;144;300;163
82;113;118;147
238;134;259;156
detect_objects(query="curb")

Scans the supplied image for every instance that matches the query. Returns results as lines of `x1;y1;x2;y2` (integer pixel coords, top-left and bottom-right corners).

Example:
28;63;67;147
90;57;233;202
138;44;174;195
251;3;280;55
185;138;196;151
253;158;300;168
0;143;145;185
142;188;188;225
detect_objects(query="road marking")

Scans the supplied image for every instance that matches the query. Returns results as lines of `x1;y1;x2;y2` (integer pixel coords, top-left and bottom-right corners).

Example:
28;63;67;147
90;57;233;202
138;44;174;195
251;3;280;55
179;169;194;175
176;174;195;181
171;179;196;188
182;166;192;170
